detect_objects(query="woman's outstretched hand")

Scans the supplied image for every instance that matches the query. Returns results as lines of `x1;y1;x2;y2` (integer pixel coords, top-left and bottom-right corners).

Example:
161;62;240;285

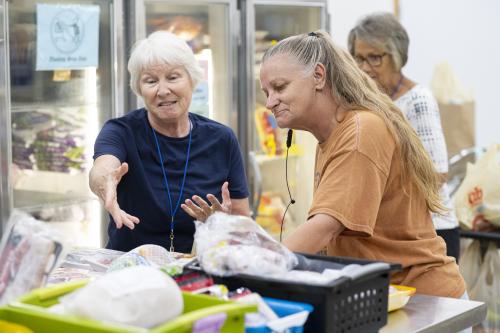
181;181;232;222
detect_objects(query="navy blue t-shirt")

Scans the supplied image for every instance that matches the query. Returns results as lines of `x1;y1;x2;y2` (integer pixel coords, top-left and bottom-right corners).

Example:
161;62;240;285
93;109;249;253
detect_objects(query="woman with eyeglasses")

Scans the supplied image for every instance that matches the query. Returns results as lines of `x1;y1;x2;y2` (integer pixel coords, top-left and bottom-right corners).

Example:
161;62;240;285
348;12;460;263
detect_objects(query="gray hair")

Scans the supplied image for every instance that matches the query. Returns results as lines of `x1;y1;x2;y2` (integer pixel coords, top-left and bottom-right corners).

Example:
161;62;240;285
127;31;204;97
347;12;409;70
261;30;445;214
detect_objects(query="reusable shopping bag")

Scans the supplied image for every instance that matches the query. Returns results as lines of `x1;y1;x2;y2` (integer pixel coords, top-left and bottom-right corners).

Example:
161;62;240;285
459;240;482;293
469;243;500;332
453;144;500;229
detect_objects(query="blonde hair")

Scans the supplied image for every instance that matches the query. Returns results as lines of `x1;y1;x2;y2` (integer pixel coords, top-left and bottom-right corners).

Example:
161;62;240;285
262;31;444;213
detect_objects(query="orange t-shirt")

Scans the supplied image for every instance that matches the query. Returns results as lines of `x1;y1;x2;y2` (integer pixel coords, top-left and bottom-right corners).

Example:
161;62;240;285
308;110;465;298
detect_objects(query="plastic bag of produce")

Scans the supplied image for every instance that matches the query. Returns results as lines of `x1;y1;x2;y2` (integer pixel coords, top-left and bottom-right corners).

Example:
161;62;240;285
194;212;298;277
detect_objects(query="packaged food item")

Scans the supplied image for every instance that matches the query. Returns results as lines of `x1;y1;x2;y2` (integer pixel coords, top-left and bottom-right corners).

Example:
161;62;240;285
0;210;64;305
388;284;416;312
194;212;298;277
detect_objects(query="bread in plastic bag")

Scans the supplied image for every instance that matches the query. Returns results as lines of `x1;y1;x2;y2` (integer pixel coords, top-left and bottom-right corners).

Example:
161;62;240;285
194;212;298;276
51;266;183;328
0;210;65;305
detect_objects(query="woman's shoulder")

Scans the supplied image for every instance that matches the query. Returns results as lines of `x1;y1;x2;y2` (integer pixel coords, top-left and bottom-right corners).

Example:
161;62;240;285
326;110;395;175
190;113;236;139
330;111;393;150
107;108;146;127
352;110;389;134
399;84;438;106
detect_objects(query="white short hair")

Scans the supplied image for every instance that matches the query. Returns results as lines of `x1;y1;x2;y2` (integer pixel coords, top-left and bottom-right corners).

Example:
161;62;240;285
127;31;204;97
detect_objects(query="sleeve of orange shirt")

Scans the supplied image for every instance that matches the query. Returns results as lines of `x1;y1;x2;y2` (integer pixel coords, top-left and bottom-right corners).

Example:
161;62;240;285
308;149;390;238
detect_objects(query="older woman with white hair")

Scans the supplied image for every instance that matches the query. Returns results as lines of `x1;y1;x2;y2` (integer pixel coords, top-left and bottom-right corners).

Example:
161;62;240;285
90;31;250;253
348;12;460;262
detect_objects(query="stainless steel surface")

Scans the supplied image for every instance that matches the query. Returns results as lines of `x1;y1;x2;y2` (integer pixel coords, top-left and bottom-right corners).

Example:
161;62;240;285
111;0;126;118
0;0;11;231
381;294;486;333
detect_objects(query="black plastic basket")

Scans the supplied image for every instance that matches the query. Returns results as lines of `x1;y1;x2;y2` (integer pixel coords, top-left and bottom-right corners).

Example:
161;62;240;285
188;253;400;333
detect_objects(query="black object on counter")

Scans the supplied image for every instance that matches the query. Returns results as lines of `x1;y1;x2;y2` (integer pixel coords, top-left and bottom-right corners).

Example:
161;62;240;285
188;253;400;333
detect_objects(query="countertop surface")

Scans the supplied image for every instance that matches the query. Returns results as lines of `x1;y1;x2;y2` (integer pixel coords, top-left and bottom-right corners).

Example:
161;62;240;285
381;294;486;333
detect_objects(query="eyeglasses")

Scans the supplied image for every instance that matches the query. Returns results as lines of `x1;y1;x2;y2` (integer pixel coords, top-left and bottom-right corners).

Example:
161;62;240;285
354;53;388;67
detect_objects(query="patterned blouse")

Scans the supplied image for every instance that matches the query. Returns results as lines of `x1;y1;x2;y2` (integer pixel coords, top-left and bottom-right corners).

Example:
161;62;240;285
395;84;458;230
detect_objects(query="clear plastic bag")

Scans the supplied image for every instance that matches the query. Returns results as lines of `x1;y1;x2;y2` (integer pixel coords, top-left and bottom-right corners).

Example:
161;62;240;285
194;212;298;277
0;210;65;305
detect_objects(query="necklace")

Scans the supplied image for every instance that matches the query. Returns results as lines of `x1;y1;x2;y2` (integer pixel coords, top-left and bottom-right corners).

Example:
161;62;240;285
151;118;192;252
390;74;404;99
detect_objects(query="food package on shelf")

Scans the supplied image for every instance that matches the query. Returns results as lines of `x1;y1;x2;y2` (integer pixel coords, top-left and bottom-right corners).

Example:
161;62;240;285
255;192;291;238
11;107;87;173
254;105;285;156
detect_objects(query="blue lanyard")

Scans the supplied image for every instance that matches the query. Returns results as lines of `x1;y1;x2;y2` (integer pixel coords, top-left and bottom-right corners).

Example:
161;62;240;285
151;119;192;252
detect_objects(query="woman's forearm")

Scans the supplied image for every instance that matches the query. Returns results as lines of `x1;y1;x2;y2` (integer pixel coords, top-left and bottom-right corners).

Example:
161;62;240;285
283;213;345;254
89;155;121;200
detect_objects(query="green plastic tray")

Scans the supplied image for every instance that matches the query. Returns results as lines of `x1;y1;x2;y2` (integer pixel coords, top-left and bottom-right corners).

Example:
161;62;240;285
1;280;257;333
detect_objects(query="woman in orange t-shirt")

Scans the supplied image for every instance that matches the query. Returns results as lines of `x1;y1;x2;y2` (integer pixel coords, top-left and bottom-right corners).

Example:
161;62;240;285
259;30;465;299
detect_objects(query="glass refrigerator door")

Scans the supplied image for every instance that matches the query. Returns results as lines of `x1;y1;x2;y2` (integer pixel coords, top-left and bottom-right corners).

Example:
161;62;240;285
7;0;122;246
249;1;327;238
133;0;238;133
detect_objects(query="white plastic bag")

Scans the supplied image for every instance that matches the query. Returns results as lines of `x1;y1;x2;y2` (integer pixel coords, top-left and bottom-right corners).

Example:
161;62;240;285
51;266;183;328
453;144;500;229
194;212;298;277
459;240;482;293
469;243;500;331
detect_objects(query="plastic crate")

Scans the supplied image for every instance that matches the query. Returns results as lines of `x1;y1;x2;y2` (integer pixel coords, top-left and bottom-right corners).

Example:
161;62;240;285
189;253;400;333
0;280;257;333
247;297;313;333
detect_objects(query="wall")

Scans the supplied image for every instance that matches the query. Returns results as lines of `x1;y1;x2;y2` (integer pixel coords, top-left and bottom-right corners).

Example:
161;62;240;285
329;0;500;150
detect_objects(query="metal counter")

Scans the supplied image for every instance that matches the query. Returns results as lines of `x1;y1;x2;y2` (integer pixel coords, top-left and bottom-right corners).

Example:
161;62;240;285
381;294;486;333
